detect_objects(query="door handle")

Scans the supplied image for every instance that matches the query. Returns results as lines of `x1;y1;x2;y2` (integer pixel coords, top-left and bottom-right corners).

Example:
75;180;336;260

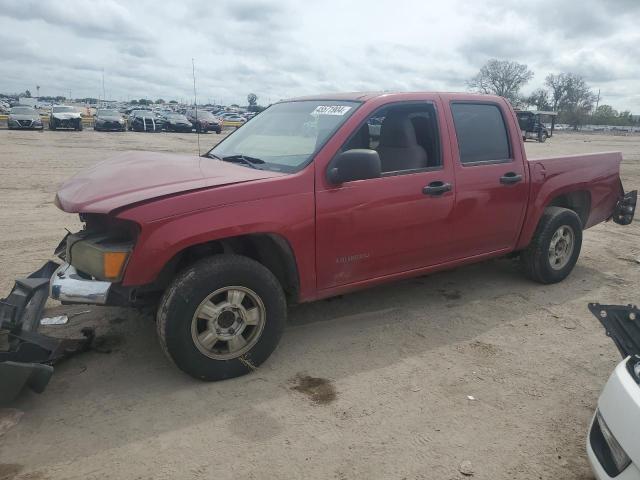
423;181;452;196
500;172;523;184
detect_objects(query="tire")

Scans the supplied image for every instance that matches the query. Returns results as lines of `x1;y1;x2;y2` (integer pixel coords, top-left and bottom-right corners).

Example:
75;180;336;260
157;255;287;381
540;132;548;143
520;207;582;284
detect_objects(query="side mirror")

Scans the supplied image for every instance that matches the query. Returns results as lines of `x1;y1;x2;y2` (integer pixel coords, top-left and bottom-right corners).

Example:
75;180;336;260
326;149;381;185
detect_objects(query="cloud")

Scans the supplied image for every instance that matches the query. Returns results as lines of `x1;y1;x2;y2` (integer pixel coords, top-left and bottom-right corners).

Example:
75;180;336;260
0;0;638;111
0;0;145;40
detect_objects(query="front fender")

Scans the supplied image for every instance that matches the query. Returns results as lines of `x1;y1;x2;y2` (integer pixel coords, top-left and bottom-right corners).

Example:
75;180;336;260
117;191;317;300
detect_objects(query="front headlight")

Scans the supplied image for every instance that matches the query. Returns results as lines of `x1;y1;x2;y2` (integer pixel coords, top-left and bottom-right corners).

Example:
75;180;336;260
593;410;631;476
67;234;133;282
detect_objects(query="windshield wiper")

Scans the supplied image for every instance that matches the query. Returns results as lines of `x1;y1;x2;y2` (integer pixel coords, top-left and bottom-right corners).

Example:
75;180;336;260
221;154;265;169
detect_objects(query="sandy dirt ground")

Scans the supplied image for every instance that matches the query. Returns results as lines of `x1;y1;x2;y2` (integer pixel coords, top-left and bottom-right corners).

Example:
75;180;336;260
0;129;638;480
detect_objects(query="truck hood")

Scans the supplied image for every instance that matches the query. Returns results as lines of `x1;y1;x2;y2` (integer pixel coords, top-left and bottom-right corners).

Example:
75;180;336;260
55;151;285;214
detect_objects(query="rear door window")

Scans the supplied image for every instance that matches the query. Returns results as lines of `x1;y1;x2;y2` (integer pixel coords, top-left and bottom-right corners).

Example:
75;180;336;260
451;103;510;164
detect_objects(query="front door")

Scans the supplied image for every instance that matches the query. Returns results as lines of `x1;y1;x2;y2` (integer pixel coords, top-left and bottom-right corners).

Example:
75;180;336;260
315;101;456;290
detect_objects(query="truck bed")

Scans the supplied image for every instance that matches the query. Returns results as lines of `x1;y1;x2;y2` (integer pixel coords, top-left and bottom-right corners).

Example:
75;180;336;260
517;151;624;249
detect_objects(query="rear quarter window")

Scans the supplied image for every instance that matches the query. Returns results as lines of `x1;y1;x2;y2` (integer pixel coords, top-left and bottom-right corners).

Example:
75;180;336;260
451;103;510;164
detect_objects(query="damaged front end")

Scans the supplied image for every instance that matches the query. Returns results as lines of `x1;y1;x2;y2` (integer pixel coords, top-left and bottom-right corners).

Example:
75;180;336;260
0;216;138;403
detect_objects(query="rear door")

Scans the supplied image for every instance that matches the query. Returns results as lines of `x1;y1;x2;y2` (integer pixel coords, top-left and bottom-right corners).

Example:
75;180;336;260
442;97;529;258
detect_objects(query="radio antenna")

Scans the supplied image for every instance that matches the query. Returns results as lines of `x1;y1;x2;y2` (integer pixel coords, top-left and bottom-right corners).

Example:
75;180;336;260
192;58;201;156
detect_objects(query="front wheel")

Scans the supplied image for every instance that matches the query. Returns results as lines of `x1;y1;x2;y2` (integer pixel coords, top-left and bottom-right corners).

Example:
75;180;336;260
157;255;286;381
540;132;548;143
520;207;582;284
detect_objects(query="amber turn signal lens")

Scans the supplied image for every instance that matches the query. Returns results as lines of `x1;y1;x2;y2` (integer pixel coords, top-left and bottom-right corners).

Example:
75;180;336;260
103;251;129;280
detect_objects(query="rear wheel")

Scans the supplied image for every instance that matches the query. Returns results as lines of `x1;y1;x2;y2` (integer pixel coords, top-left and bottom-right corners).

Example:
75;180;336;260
157;255;286;380
520;207;582;284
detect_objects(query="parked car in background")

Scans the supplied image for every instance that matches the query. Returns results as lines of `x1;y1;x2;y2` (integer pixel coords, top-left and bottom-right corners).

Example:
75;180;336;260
587;303;640;480
7;106;43;130
128;109;159;132
186;109;222;133
49;105;82;131
162;113;193;132
222;114;246;128
94;109;126;132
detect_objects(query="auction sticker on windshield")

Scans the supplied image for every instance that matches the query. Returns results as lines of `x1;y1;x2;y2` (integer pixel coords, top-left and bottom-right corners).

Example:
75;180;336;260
312;105;352;116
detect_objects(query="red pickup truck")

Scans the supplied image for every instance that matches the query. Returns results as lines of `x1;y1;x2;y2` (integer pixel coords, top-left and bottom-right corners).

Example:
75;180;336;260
2;92;637;386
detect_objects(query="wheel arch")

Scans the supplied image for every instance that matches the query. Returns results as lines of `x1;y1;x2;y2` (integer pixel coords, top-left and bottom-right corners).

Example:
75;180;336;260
154;233;300;304
517;188;592;250
546;190;591;227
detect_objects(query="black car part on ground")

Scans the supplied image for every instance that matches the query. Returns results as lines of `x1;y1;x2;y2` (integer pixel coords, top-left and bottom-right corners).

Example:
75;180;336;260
0;261;94;404
589;303;640;359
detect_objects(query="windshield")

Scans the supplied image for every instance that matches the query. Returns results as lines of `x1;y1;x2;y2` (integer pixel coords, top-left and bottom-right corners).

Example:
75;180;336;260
97;109;119;116
53;106;75;113
208;100;359;172
167;114;188;121
11;107;36;114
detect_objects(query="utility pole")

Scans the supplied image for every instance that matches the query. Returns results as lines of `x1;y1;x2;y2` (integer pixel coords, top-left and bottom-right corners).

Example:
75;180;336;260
102;68;106;105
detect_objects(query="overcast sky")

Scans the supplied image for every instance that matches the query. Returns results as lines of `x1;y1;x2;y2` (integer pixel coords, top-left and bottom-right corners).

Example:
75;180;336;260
1;0;638;111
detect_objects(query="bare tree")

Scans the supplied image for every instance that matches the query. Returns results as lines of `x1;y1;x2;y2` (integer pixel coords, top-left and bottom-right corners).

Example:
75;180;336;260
526;88;551;110
467;59;534;105
544;73;568;112
546;73;596;129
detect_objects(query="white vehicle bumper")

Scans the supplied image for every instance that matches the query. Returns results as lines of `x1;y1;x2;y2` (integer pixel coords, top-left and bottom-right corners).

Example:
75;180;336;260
587;359;640;479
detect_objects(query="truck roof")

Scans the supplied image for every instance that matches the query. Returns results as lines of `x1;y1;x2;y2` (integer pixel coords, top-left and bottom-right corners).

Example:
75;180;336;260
285;91;505;103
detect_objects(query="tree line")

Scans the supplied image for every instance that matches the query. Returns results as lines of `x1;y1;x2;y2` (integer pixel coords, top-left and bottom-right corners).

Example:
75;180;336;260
467;59;637;129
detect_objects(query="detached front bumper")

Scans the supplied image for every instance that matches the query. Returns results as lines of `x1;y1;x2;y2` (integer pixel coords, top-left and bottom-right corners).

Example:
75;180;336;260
1;261;107;403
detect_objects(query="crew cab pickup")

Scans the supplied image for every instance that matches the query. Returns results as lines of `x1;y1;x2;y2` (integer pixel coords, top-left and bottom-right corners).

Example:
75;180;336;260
2;92;637;385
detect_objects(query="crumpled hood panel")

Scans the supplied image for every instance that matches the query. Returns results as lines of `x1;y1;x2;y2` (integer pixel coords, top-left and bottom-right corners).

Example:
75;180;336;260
55;151;284;214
